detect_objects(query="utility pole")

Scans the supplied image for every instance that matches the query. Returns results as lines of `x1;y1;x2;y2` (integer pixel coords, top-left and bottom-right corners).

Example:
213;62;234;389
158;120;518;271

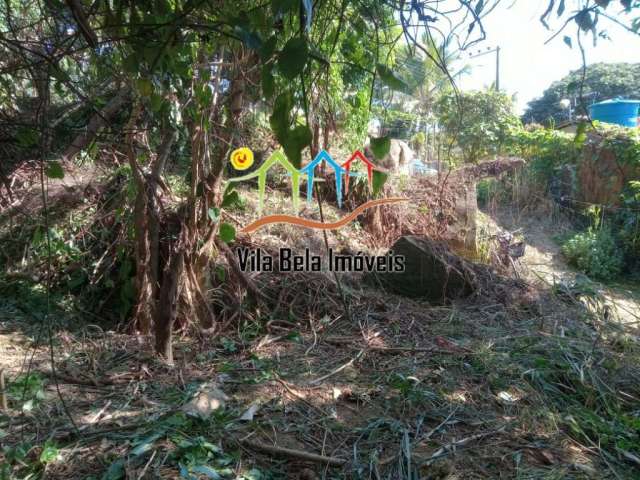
468;46;501;91
495;46;500;91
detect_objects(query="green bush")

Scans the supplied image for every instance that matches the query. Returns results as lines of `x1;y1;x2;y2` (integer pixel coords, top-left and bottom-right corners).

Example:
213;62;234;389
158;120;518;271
435;89;521;163
618;181;640;269
505;124;580;187
410;131;426;152
561;228;623;281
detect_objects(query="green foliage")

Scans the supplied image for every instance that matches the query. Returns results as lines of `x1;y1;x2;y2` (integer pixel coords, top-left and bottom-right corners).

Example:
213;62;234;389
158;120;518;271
476;178;498;207
1;439;61;479
277;37;308;80
436;89;521;163
369;135;391;160
617;181;640;268
31;226;82;264
268;93;312;168
6;373;46;412
375;64;410;93
524;63;640;125
561;227;623;281
596;123;640;167
371;170;388;197
45;161;65;179
410;131;425;151
505;124;580;186
218;223;236;244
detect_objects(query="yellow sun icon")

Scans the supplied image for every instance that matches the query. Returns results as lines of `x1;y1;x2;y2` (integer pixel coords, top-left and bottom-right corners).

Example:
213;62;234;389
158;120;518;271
230;147;254;171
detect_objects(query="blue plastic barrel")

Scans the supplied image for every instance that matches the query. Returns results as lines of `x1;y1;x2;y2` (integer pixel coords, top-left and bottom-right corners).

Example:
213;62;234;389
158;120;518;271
589;98;640;127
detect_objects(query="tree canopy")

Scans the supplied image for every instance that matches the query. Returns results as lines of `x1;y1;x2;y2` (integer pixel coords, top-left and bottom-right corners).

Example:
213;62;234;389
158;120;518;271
523;63;640;125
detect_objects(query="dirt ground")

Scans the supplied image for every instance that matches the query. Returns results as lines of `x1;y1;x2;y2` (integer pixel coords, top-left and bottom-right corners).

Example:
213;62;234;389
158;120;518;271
1;174;640;479
480;203;640;328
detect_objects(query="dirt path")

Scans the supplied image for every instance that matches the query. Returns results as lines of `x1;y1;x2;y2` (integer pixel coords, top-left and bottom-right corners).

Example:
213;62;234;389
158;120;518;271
481;205;640;327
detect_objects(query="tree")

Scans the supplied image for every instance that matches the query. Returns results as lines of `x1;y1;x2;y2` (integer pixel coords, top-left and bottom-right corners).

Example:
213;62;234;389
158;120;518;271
1;0;505;362
523;63;640;125
436;90;521;163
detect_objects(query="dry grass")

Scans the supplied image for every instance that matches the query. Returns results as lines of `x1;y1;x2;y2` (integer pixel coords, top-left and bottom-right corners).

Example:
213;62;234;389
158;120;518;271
1;166;639;479
2;262;639;479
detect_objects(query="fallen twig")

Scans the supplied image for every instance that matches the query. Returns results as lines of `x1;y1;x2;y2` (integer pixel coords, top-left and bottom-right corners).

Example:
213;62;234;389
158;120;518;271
424;427;506;464
307;349;364;385
0;369;7;411
274;376;329;417
241;438;347;466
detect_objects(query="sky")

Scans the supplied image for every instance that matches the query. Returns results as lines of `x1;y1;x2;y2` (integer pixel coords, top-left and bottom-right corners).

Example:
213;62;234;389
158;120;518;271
454;1;640;113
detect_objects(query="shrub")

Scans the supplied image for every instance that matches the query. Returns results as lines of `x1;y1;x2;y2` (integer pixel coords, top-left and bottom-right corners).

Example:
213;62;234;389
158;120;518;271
561;228;623;281
435;89;521;163
505;124;580;187
410;131;426;152
617;181;640;270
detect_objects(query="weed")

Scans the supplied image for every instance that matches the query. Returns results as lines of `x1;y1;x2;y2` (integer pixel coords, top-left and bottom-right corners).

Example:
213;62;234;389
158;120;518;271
561;227;623;281
6;373;46;412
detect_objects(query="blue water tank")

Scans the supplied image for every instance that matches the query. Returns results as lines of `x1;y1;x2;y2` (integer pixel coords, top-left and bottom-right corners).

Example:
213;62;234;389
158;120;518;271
589;97;640;127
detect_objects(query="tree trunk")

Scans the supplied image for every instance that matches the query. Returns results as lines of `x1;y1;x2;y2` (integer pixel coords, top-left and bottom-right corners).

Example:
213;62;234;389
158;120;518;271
154;240;185;364
62;90;129;161
125;103;154;334
149;128;177;289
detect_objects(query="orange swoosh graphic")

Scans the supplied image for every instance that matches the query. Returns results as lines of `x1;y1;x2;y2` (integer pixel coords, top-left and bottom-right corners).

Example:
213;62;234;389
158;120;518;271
240;198;409;234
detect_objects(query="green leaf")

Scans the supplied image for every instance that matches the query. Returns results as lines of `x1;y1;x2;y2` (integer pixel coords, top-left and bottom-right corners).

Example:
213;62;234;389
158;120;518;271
233;26;262;50
196;83;212;105
191;466;222;479
50;67;71;85
563;36;572;48
240;468;264;480
221;190;242;208
39;442;59;464
102;459;125;480
370;136;391;160
219;223;236;244
261;65;275;100
574;121;587;146
282;125;312;168
46;161;65;179
376;64;409;93
131;432;164;457
272;0;297;16
260;35;278;61
269;93;293;139
278;37;309;80
575;10;593;31
136;78;153;97
149;92;164;112
208;207;220;223
16;127;38;148
372;170;388;196
215;265;226;282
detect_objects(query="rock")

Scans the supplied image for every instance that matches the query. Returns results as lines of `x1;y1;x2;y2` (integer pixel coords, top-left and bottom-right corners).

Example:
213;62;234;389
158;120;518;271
365;139;414;174
181;384;228;419
376;235;476;302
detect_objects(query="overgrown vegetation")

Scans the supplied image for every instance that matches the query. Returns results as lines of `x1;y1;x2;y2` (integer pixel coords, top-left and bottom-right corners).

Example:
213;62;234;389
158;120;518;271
1;0;640;478
562;226;623;281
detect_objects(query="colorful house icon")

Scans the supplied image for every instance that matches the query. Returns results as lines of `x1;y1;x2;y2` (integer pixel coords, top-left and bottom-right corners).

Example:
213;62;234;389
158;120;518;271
228;150;301;214
341;150;375;194
300;150;346;207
